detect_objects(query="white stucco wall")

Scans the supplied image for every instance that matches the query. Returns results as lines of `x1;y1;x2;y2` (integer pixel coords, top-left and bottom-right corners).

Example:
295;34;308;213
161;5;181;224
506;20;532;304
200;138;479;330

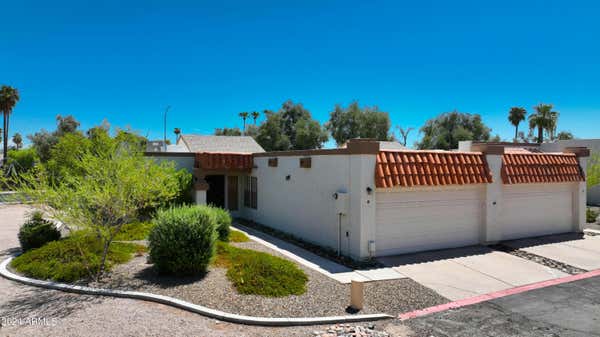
240;154;376;259
541;139;600;205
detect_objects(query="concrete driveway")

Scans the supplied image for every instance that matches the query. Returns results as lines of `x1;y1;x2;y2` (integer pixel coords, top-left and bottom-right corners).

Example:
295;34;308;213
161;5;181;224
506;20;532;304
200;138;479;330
504;233;600;271
378;246;568;300
392;275;600;337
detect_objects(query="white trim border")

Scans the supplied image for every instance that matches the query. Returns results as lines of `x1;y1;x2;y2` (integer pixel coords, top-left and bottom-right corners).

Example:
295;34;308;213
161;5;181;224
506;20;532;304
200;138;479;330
0;256;391;326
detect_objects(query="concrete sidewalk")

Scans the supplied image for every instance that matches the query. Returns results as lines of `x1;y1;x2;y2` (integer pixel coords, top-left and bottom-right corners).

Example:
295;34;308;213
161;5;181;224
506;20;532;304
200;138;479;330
504;234;600;271
378;246;567;300
233;224;407;283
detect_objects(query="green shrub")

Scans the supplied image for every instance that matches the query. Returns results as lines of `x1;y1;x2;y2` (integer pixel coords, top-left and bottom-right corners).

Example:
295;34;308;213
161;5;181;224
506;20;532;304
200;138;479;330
228;230;250;243
148;205;217;275
17;211;61;252
114;222;154;241
211;207;232;241
215;242;307;297
588;208;599;223
11;233;144;282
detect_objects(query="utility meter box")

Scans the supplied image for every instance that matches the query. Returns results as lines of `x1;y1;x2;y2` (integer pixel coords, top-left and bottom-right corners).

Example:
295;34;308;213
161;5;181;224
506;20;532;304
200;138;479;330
333;191;349;215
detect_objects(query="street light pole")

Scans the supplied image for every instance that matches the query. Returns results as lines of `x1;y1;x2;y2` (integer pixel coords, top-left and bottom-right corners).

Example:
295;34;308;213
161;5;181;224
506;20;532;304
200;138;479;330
163;105;171;152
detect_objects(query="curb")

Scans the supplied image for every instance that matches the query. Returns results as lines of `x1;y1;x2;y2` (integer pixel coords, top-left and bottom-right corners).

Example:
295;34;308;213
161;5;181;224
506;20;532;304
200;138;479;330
398;268;600;321
0;256;392;326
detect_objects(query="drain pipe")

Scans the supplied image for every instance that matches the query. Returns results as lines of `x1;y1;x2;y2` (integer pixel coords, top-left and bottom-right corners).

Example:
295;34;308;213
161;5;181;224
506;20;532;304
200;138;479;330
337;213;342;256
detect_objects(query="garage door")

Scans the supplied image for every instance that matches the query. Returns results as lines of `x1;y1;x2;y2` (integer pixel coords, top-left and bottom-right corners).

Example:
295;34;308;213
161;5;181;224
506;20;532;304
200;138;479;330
500;183;574;241
375;187;484;256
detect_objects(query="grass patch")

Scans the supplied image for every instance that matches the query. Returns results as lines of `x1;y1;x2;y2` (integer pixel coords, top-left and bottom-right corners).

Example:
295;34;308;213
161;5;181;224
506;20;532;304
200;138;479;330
587;208;599;223
114;222;154;241
11;233;145;283
215;241;307;297
227;230;250;243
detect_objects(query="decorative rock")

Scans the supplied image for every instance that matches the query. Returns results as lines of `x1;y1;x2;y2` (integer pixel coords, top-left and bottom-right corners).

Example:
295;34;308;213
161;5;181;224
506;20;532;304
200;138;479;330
312;324;390;337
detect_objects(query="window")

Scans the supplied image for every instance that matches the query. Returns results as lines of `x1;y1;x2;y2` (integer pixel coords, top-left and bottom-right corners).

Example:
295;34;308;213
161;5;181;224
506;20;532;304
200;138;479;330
244;176;257;209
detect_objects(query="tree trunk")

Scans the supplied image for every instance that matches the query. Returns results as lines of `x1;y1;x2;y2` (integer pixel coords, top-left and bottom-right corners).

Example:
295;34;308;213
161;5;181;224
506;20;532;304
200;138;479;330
537;125;543;144
514;125;519;142
242;119;246;135
97;238;113;281
2;113;7;164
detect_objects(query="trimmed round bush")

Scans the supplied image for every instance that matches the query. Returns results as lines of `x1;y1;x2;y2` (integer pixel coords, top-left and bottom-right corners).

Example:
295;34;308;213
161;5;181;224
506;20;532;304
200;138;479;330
18;211;61;252
211;207;232;241
148;205;217;275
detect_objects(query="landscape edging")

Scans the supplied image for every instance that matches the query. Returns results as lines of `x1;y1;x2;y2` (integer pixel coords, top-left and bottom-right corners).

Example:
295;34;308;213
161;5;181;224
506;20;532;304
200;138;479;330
0;256;392;326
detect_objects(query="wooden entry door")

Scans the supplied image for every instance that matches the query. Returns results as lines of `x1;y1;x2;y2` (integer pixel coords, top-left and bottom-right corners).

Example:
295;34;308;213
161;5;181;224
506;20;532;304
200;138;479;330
227;176;238;211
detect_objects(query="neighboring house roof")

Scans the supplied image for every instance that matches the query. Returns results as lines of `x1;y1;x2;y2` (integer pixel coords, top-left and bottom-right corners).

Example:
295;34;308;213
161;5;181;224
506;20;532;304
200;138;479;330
180;135;265;153
196;153;253;171
375;150;493;188
167;144;189;152
501;153;585;184
379;141;406;150
146;140;166;152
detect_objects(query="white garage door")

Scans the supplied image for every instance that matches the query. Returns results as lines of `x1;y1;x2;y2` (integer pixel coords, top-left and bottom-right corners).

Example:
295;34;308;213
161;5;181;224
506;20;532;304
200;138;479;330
375;187;484;256
500;183;574;241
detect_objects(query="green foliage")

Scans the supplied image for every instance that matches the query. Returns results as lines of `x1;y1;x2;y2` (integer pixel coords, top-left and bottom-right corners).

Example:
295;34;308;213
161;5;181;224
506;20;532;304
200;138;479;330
215;241;307;297
588;154;600;188
148;206;217;275
508;107;527;141
172;168;194;205
587;208;599;223
11;233;144;282
210;206;232;241
215;127;242;136
17;211;61;252
326;101;392;146
15;131;183;279
556;131;574;140
256;111;291;151
28;115;81;162
12;133;23;149
4;148;38;187
114;222;155;241
529;103;558;143
228;230;250;243
1;85;20;164
27;130;59;162
416;111;492;150
256;100;327;151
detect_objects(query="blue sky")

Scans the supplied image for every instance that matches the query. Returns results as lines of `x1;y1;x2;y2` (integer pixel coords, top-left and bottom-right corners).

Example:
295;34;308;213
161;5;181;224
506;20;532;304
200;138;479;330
1;0;599;148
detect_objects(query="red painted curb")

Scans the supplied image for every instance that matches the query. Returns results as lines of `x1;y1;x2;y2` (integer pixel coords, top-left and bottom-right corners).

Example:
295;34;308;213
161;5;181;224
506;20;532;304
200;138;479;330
398;268;600;320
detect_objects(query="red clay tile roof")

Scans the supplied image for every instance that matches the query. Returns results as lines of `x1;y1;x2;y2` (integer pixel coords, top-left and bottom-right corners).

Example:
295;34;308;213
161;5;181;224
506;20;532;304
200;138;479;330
195;152;253;171
376;151;493;188
501;153;584;184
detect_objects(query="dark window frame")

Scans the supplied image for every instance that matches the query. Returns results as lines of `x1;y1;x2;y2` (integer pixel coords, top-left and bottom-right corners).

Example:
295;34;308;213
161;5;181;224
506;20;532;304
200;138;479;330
244;176;257;209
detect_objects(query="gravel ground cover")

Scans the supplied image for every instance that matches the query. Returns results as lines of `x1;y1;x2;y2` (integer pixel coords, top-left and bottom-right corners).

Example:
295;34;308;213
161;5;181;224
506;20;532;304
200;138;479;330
491;244;588;275
1;205;406;337
89;240;448;318
312;324;390;337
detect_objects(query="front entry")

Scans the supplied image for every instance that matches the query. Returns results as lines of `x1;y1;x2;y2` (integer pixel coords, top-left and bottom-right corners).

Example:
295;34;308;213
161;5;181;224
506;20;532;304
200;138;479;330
205;175;225;208
227;176;239;211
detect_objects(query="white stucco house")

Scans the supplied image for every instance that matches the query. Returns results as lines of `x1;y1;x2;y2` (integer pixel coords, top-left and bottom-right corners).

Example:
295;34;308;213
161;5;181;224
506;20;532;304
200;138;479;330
540;139;600;205
147;136;590;260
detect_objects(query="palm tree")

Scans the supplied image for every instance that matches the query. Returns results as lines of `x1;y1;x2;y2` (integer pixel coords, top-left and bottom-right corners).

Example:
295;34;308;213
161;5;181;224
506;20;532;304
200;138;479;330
12;133;23;150
508;107;527;142
251;111;260;125
173;128;181;142
0;86;20;165
239;112;249;135
529;103;558;143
